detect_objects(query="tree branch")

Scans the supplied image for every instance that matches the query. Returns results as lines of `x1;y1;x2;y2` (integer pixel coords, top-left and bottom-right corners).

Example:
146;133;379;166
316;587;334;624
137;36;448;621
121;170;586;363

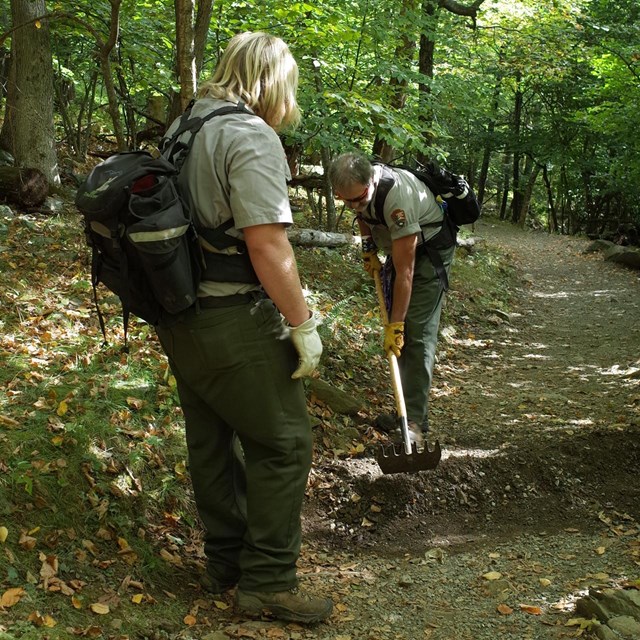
439;0;484;18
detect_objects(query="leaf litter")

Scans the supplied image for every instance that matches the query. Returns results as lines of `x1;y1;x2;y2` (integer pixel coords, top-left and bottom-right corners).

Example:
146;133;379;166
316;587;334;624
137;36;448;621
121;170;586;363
0;212;638;639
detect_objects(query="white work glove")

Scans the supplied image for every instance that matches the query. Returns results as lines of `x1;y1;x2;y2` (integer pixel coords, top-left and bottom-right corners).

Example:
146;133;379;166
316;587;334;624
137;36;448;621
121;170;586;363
289;312;323;379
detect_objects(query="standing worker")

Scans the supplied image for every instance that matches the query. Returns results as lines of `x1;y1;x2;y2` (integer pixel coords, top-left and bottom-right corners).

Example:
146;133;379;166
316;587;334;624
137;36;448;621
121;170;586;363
156;32;332;624
329;152;456;448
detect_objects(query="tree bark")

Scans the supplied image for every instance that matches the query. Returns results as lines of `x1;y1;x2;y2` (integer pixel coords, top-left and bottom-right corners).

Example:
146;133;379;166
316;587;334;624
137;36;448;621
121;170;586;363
0;166;49;207
6;0;59;185
510;74;523;223
193;0;213;78
175;0;196;113
287;228;356;247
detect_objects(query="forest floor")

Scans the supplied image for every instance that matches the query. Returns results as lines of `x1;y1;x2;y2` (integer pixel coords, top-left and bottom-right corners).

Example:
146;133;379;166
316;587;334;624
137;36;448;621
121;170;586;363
1;214;639;640
286;220;640;640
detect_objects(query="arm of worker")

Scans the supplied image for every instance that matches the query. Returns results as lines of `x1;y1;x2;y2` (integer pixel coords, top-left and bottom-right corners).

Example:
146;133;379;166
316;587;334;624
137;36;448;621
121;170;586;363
244;223;321;378
389;233;418;323
244;223;310;325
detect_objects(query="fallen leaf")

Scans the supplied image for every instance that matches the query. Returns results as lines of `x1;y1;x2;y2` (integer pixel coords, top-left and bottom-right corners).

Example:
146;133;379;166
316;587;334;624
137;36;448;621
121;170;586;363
566;617;600;629
520;604;543;615
183;614;197;626
39;554;58;579
483;571;503;581
539;578;552;587
90;603;109;614
0;414;20;428
19;533;37;550
1;587;25;607
595;546;606;555
497;603;513;615
0;526;8;543
27;611;57;627
213;599;229;610
131;594;144;604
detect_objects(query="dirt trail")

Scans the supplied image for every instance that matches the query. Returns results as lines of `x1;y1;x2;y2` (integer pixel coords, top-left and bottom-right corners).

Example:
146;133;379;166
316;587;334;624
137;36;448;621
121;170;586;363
293;221;640;640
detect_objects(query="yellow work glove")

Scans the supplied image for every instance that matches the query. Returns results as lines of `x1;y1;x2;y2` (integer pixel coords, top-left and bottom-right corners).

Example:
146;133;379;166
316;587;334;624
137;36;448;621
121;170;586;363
384;322;405;357
362;250;382;278
289;312;323;379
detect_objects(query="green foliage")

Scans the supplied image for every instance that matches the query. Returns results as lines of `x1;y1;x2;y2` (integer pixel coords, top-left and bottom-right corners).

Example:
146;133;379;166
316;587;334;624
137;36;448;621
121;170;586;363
4;0;638;230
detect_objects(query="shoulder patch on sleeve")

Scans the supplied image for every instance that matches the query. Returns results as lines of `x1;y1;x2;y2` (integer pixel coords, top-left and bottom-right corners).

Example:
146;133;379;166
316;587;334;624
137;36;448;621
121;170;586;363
390;209;407;228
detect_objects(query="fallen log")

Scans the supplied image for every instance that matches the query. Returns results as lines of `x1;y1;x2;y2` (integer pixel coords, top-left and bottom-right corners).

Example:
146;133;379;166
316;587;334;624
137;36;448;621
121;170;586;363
287;227;356;247
0;166;49;208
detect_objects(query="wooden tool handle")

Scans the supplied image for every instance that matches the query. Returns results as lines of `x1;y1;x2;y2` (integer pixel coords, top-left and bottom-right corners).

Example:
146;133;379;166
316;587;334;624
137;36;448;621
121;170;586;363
373;271;412;455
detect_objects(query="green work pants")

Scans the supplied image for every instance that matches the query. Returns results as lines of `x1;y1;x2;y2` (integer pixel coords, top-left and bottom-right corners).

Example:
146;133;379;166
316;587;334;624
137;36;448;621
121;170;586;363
156;298;312;592
399;244;455;427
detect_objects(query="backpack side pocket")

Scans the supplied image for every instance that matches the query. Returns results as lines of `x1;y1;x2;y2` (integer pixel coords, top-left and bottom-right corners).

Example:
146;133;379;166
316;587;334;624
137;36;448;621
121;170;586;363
127;177;200;315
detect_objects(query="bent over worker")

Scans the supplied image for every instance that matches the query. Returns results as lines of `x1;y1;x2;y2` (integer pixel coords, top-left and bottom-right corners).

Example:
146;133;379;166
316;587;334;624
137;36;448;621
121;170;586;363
329;151;456;448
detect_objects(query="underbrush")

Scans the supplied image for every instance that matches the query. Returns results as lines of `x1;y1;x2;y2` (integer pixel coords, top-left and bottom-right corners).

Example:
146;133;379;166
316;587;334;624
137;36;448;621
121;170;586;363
0;205;519;638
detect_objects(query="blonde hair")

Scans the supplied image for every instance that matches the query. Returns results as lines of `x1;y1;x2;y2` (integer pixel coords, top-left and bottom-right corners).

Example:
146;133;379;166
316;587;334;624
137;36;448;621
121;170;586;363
198;32;301;131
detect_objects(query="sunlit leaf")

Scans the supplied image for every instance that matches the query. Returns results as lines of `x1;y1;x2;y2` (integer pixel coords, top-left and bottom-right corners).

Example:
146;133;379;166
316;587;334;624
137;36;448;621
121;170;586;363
483;571;502;580
1;587;25;607
27;611;57;627
90;602;110;614
0;526;8;543
520;604;543;615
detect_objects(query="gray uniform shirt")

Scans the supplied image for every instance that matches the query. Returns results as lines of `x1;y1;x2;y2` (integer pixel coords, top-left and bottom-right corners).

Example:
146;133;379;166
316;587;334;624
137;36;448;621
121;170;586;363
364;165;444;254
166;97;293;297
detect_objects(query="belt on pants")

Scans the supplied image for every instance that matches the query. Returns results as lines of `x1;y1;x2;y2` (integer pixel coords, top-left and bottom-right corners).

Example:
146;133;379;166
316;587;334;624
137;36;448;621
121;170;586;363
197;293;255;309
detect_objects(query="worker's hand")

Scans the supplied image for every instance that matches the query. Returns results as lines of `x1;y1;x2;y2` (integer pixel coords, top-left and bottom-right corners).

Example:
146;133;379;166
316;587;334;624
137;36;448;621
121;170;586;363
362;249;382;277
290;313;323;379
384;321;405;357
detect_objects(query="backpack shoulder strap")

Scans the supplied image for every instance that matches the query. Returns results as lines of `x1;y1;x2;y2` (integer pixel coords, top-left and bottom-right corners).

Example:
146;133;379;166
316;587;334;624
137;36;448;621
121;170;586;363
161;101;251;168
371;163;395;226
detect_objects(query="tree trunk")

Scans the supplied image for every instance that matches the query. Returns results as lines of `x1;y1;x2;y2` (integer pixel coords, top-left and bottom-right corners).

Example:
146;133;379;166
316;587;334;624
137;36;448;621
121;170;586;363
510;74;523;224
542;164;558;232
193;0;213;78
7;0;59;185
98;0;125;151
416;0;437;163
174;0;196;113
517;158;541;227
372;0;417;162
477;62;502;208
0;166;49;207
310;55;338;230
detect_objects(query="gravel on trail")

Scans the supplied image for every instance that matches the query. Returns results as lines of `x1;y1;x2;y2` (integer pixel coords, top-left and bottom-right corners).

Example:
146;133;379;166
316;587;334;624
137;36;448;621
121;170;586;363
206;221;640;640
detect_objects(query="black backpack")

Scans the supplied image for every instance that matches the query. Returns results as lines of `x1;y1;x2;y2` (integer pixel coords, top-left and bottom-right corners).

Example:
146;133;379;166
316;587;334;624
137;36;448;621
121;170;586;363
373;161;481;229
75;102;251;345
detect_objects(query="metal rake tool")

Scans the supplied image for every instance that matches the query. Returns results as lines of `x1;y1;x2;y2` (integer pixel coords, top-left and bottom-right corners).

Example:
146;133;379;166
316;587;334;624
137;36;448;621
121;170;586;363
373;270;442;474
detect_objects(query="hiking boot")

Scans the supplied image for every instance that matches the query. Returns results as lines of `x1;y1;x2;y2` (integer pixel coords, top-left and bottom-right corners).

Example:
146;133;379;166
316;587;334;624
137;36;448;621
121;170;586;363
375;413;397;433
200;572;238;596
236;586;333;624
